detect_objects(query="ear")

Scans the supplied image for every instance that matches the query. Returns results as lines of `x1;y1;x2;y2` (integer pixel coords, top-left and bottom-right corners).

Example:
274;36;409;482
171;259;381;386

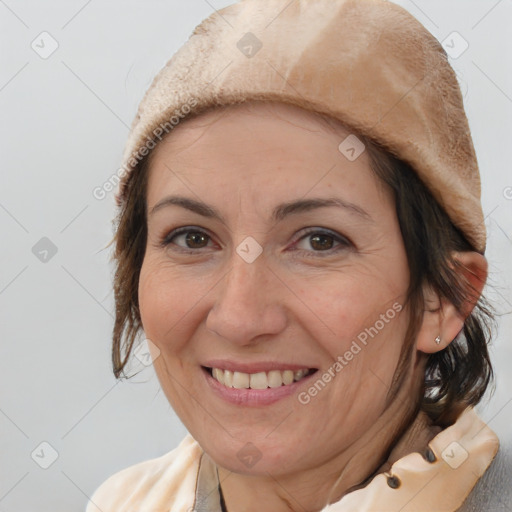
416;251;488;354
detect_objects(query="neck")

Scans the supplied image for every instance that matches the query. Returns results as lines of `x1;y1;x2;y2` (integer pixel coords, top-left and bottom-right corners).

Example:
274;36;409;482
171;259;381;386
218;381;440;512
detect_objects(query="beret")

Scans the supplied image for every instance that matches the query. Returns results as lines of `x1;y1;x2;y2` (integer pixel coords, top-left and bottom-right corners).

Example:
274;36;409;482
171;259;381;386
115;0;486;253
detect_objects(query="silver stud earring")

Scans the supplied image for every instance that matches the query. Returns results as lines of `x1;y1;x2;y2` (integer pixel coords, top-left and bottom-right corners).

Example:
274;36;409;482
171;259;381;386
435;335;441;345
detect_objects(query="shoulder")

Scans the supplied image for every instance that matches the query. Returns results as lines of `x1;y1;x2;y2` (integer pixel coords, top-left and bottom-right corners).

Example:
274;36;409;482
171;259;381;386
85;433;203;512
457;439;512;511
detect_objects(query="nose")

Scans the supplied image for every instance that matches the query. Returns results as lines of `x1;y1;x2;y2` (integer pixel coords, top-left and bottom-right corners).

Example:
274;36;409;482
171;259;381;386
205;251;288;346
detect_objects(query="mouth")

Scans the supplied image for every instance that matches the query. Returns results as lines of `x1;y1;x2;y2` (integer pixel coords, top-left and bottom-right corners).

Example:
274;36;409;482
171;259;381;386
202;366;318;389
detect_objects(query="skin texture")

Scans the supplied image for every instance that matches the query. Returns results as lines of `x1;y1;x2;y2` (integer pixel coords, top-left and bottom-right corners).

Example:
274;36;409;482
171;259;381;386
138;101;487;512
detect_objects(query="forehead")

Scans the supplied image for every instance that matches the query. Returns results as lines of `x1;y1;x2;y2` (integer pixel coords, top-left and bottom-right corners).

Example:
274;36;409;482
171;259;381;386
144;101;391;218
153;101;354;155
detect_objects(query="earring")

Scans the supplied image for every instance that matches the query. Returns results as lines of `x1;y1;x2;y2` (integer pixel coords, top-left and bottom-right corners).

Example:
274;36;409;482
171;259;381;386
435;335;441;345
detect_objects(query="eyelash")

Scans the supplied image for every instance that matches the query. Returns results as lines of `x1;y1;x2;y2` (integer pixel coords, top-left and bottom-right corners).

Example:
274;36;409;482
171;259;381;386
159;226;352;257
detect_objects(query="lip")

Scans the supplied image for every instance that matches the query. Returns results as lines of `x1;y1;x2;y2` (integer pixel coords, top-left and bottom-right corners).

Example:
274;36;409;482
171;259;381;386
201;365;318;406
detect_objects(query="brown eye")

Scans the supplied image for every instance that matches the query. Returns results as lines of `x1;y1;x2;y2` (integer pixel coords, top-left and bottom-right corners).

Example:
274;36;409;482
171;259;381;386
161;227;213;251
183;231;210;249
309;233;335;251
293;228;351;255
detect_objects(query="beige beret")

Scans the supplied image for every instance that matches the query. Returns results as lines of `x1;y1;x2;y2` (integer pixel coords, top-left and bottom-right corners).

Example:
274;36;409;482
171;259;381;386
115;0;486;253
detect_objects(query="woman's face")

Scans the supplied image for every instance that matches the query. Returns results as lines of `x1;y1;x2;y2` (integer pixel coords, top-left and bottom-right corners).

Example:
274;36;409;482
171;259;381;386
139;101;413;476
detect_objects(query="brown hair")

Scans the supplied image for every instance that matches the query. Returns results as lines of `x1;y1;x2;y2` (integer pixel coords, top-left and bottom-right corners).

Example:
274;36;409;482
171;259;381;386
108;103;495;427
363;140;495;426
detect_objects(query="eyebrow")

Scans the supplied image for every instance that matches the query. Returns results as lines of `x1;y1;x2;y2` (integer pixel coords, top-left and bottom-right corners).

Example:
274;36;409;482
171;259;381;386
149;195;373;223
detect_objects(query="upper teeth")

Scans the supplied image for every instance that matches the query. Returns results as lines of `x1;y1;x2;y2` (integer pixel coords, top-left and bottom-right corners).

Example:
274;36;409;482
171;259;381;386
211;368;310;389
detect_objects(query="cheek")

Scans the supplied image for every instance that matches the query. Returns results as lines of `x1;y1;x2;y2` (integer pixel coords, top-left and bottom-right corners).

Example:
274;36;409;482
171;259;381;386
293;270;407;353
138;261;201;416
138;259;198;352
291;268;410;413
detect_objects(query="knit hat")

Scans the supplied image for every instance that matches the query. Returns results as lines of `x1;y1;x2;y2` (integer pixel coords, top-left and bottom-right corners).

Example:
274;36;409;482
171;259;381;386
115;0;486;253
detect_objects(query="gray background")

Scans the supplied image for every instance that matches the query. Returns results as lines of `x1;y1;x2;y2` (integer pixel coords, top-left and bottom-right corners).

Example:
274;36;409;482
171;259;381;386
0;1;511;510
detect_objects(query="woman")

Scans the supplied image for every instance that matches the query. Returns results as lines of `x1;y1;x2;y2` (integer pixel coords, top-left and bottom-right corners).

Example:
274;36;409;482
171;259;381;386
86;0;500;510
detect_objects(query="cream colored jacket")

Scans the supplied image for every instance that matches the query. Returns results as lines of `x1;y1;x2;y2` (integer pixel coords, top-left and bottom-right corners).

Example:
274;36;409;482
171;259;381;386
85;407;499;512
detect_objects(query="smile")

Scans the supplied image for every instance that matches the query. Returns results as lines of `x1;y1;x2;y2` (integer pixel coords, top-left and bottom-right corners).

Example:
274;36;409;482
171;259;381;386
205;367;317;389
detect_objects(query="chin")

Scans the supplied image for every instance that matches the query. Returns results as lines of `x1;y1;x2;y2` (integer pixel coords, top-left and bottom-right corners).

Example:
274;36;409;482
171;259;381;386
201;434;303;476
